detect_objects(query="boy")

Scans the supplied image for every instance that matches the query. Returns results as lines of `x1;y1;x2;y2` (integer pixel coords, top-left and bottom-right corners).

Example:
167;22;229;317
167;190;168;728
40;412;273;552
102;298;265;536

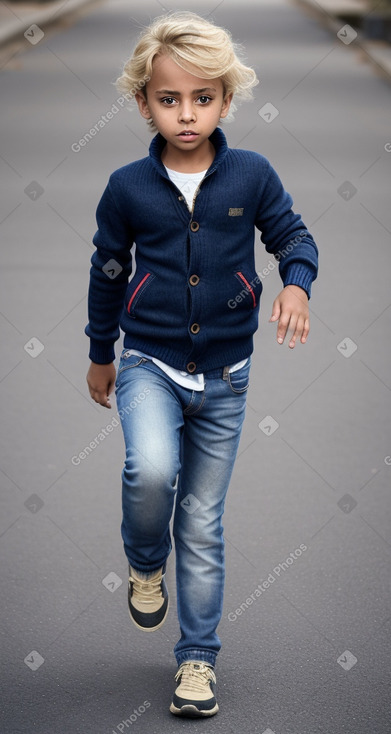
85;11;318;718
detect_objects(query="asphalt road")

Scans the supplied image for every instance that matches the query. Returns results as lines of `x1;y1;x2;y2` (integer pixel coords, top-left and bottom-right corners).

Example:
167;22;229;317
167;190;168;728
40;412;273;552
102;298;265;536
1;1;391;732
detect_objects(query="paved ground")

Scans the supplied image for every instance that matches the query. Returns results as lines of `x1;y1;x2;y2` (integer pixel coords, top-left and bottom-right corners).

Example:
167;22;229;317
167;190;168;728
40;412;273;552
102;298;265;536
1;0;391;732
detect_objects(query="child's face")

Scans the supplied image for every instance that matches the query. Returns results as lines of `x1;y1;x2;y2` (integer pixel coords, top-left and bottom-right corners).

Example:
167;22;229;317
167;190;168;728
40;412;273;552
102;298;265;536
135;55;232;157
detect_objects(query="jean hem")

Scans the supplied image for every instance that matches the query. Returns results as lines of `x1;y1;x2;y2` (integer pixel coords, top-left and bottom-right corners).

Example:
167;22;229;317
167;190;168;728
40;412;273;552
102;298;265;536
175;649;218;667
126;558;167;575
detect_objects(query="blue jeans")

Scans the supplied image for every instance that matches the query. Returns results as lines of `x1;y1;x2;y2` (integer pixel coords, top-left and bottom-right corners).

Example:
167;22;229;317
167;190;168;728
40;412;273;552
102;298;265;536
115;351;250;667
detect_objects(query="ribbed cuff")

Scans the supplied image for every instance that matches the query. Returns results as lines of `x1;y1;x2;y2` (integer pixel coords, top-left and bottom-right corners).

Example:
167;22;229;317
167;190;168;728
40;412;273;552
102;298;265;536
88;339;116;364
283;263;316;299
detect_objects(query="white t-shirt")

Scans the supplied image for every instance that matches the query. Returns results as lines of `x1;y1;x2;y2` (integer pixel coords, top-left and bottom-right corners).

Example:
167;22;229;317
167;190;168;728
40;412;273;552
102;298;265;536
126;166;247;390
164;166;207;211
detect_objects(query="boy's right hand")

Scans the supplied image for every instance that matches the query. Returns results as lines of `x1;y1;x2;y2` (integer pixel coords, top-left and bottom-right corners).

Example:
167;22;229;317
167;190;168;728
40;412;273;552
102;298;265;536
86;362;116;408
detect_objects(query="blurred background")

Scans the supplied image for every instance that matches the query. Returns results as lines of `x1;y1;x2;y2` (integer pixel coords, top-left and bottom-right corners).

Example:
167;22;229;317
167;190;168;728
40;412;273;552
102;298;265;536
1;1;390;732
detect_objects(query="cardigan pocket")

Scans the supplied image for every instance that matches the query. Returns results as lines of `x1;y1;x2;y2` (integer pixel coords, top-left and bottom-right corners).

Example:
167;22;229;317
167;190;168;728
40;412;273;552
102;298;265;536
125;268;155;318
234;270;262;309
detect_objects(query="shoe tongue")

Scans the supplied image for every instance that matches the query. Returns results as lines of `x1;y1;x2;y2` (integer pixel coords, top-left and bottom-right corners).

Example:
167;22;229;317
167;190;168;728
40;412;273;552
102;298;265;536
191;663;205;672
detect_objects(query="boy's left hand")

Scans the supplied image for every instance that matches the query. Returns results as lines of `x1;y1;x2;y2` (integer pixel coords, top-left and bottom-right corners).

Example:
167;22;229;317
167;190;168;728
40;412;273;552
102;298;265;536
269;285;310;349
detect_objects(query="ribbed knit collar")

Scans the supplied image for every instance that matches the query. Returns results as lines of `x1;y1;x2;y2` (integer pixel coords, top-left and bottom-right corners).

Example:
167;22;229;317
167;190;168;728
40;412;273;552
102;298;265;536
148;126;229;178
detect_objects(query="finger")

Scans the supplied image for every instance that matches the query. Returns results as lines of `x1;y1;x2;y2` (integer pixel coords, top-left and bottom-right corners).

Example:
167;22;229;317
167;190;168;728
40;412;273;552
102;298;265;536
288;315;304;349
91;390;111;408
277;313;291;344
301;317;310;343
269;299;281;323
100;392;111;408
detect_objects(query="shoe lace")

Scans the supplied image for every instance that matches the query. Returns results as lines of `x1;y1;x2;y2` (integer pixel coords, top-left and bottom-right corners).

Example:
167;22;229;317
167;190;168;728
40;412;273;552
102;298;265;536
175;662;216;693
129;572;163;606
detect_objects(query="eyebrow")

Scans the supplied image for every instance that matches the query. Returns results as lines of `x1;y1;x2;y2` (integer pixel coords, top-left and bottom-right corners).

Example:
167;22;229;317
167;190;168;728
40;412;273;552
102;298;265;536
154;87;217;95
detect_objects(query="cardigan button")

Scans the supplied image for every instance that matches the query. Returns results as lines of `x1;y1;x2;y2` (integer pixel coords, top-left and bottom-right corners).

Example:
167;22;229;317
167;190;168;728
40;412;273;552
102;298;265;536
190;221;199;232
189;274;200;286
190;323;200;334
186;361;196;373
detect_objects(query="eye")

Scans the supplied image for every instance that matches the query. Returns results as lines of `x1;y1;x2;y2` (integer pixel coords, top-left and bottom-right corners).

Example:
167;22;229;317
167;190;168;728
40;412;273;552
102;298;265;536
197;95;212;104
161;97;176;106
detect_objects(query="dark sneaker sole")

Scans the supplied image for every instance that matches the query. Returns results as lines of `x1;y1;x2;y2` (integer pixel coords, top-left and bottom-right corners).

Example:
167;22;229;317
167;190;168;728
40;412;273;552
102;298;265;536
128;599;169;632
169;702;219;717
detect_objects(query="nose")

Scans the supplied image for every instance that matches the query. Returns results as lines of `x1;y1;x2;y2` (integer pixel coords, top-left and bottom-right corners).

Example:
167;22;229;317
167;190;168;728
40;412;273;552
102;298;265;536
179;99;196;123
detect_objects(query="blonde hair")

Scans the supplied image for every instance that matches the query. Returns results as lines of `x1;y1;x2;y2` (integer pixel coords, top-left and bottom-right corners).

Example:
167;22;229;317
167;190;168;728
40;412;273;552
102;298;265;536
115;11;258;130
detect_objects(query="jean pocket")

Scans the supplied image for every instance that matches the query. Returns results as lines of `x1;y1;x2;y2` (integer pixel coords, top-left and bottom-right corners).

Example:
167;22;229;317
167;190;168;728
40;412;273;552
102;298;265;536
227;359;251;394
115;352;147;388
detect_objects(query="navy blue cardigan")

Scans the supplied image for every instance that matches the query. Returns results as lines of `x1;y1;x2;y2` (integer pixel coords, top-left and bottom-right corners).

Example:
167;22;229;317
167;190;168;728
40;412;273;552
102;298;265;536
85;127;318;372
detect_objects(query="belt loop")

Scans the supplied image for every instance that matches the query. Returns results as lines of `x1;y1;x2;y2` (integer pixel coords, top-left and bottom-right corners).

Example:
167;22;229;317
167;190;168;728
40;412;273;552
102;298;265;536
222;365;230;381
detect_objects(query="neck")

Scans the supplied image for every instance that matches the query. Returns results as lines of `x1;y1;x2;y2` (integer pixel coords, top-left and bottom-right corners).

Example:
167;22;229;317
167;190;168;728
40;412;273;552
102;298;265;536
161;140;215;173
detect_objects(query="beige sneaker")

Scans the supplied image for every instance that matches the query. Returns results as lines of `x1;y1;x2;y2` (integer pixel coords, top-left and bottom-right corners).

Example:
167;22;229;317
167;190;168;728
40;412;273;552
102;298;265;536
169;660;218;717
128;565;169;632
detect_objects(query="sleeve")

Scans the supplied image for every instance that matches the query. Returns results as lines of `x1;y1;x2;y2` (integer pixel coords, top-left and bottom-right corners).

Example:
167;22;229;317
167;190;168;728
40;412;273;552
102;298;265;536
255;161;318;298
84;175;134;364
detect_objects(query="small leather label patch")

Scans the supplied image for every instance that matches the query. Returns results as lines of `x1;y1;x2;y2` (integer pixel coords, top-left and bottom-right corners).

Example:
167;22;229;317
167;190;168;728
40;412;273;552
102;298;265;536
228;208;244;216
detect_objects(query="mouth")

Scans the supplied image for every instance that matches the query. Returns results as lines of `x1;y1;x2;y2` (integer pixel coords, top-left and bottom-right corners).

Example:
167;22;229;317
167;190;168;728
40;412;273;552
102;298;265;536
177;131;199;141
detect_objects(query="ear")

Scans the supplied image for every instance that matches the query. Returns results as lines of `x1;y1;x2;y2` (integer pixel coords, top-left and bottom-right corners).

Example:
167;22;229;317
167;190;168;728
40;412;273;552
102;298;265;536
135;91;152;120
220;92;233;119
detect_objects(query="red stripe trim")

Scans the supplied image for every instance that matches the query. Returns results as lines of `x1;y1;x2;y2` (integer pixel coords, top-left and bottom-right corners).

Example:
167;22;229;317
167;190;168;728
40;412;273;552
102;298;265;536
237;272;256;308
127;273;151;312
